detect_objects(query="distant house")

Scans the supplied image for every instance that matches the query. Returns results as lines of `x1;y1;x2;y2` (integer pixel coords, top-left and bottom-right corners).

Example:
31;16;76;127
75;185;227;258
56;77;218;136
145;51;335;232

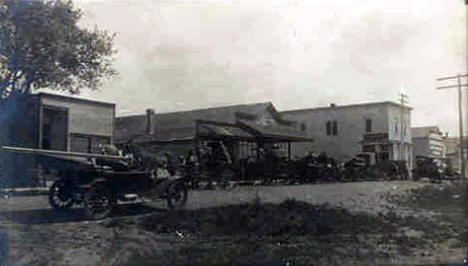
281;101;413;169
115;102;312;161
1;91;115;187
411;126;446;159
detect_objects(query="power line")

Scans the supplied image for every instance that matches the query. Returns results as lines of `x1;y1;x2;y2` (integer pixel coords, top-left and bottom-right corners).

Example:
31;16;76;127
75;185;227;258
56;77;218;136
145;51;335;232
437;74;468;81
436;73;467;179
436;84;468;90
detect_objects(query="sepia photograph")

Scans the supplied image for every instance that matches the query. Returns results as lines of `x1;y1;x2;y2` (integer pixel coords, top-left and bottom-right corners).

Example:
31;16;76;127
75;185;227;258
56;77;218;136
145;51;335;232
0;0;467;265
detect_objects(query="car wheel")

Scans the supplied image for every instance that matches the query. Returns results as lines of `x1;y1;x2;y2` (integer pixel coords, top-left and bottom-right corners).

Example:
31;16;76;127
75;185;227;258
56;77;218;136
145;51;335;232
84;185;113;220
49;180;75;211
167;181;188;210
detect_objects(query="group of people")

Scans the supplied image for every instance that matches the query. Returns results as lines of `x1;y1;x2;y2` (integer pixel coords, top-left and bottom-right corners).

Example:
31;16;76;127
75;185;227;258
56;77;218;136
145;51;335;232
94;142;367;183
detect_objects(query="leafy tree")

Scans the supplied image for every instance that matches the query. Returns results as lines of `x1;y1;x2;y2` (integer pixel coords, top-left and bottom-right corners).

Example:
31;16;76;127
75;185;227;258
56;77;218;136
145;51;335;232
0;0;116;101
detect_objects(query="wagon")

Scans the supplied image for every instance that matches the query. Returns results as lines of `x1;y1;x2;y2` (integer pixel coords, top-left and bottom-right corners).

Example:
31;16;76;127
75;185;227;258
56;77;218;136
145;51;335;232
3;146;189;220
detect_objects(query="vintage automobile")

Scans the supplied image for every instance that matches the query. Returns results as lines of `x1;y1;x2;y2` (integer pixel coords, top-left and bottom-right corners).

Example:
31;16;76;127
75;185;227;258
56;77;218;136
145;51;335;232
293;152;342;183
3;146;189;220
412;155;459;182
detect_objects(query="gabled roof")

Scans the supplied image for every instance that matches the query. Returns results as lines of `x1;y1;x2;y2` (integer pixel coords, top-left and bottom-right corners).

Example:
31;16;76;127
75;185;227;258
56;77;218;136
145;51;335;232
118;102;270;126
125;119;312;144
115;102;301;144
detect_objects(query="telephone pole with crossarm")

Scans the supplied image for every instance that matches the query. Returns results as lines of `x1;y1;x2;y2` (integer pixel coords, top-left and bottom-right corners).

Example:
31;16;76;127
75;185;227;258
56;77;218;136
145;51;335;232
398;92;409;161
436;73;468;178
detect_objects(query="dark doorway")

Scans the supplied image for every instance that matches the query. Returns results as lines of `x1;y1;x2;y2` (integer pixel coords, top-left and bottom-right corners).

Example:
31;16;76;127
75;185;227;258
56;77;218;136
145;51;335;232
42;107;68;151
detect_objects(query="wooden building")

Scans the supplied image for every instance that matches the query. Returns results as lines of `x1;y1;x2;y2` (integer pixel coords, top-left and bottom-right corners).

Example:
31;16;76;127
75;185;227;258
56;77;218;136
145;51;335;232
1;92;115;187
411;126;446;159
115;102;312;162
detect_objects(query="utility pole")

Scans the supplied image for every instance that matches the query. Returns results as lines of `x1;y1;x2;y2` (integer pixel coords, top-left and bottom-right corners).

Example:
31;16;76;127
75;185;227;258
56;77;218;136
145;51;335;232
436;73;468;178
398;92;408;161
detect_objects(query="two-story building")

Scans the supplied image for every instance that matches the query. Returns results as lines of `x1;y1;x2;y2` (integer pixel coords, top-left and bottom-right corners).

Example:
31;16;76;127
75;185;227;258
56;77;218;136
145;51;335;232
281;101;413;169
411;126;446;159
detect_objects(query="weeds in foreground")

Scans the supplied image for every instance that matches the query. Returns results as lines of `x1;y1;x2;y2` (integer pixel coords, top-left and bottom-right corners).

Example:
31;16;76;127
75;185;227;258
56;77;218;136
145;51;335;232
103;195;462;265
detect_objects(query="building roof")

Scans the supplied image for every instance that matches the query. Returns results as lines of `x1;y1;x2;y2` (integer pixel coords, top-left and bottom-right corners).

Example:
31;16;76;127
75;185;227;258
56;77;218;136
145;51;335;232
198;122;254;139
128;120;312;144
115;102;308;144
281;101;412;114
242;122;312;142
35;92;116;107
411;126;443;138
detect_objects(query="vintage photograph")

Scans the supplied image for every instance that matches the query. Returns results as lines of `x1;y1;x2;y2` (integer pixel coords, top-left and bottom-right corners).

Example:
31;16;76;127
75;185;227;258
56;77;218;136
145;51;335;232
0;0;467;265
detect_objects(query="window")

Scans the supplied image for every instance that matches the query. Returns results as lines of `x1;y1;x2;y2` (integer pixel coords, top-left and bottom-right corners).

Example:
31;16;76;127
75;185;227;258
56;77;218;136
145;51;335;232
70;135;91;153
363;145;375;152
42;124;52;150
239;141;258;159
365;118;372;133
395;122;398;134
326;120;338;136
70;133;111;153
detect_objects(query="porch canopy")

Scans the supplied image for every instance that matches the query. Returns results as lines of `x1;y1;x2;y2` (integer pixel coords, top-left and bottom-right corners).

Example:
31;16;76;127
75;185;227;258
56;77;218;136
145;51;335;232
195;120;313;161
120;119;312;161
195;119;313;143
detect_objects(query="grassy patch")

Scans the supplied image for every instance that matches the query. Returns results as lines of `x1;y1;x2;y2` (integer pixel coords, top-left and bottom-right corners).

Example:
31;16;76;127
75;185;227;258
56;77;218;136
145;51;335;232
390;181;467;246
396;181;466;215
103;194;464;265
138;198;382;239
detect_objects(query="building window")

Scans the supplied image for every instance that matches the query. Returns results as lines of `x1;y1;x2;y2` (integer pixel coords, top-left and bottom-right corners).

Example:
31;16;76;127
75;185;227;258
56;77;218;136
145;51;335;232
70;134;111;153
327;120;338;136
239;141;258;159
395;121;398;134
363;145;375;152
42;124;52;150
365;118;372;133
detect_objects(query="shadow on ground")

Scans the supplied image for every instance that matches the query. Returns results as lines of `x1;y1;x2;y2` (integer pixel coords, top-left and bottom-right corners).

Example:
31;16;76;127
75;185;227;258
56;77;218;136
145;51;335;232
3;204;165;224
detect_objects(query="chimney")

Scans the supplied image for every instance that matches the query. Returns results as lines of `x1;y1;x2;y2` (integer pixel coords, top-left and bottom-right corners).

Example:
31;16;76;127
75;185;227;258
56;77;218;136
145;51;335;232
146;108;155;135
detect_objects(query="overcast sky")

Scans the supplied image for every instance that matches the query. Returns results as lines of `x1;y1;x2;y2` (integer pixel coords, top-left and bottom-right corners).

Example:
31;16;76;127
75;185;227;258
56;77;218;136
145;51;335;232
69;0;466;135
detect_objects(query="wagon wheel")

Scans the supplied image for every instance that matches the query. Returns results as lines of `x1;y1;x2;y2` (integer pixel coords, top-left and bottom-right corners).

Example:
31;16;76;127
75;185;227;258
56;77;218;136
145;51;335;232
166;181;188;210
84;185;114;220
49;180;75;211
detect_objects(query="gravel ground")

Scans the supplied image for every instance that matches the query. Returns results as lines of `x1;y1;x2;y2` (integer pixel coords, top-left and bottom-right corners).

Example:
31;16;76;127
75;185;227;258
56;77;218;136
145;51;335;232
1;180;465;265
3;180;424;214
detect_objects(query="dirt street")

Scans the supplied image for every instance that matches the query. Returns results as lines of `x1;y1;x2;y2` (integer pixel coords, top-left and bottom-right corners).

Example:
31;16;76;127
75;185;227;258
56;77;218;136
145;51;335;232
188;180;425;211
2;181;465;265
4;180;423;212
